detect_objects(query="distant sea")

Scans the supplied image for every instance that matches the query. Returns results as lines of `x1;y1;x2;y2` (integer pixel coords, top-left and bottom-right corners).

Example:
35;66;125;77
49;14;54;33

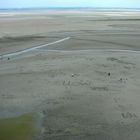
0;7;140;12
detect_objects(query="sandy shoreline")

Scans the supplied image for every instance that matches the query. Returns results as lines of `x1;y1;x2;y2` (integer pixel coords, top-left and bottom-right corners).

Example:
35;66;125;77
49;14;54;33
0;10;140;140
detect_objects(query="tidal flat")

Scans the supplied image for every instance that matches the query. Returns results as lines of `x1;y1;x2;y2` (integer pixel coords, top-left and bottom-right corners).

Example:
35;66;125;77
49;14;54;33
0;10;140;140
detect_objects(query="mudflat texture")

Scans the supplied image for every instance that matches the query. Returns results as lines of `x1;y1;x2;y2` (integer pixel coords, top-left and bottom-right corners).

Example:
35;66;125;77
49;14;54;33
0;10;140;140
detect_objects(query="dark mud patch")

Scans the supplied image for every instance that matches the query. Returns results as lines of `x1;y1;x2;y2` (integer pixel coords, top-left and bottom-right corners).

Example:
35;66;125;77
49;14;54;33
107;57;135;65
0;35;46;43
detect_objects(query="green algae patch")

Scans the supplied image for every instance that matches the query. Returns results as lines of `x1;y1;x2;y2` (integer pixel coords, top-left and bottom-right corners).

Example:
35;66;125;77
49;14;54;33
0;113;36;140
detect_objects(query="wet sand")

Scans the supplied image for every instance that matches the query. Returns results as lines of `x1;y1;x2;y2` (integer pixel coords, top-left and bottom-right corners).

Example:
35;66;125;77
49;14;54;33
0;10;140;140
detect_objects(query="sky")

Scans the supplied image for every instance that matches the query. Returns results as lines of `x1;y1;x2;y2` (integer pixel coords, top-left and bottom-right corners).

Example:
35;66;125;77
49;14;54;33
0;0;140;8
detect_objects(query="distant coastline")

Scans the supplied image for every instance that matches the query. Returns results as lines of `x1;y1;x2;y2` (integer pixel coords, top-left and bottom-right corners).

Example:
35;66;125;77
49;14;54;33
0;7;140;12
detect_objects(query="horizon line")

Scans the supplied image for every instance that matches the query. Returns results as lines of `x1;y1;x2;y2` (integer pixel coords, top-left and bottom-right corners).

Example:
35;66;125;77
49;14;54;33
0;7;140;10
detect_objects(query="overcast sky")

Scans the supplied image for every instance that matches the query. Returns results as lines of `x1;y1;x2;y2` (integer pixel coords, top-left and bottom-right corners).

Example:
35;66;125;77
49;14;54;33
0;0;140;8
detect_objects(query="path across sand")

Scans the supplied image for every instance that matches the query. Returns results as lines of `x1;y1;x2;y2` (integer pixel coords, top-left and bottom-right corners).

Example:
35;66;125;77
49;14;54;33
0;37;70;59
